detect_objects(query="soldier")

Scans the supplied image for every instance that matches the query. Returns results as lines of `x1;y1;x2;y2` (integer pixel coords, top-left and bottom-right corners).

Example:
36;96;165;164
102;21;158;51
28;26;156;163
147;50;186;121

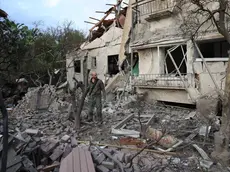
86;72;106;123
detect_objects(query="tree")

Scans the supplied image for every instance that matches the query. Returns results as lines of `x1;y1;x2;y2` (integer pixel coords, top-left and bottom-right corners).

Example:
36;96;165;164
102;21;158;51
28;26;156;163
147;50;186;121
0;18;39;83
180;0;230;165
0;19;85;92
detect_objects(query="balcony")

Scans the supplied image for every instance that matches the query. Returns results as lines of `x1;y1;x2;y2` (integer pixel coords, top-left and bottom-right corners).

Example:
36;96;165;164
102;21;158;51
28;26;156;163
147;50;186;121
132;74;192;89
134;0;176;21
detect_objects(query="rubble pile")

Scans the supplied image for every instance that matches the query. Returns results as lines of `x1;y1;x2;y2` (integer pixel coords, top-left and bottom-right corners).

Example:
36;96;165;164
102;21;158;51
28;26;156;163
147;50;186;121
1;85;227;171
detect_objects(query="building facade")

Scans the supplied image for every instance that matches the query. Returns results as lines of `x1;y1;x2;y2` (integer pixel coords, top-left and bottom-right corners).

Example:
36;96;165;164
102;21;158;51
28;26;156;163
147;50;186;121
130;0;228;104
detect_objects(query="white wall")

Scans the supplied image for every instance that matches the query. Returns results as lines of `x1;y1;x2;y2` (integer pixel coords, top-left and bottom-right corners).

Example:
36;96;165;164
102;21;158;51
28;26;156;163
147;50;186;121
138;47;164;75
194;61;227;94
87;44;121;81
66;51;84;90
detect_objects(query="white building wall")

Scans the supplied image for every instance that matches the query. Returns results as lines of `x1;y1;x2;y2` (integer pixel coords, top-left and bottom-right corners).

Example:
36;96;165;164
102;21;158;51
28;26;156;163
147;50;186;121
87;44;121;81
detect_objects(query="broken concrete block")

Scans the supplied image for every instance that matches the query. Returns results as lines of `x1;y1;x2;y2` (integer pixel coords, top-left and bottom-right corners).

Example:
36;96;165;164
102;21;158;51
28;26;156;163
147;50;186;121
37;165;44;171
62;144;72;159
125;168;133;172
116;151;125;162
33;137;41;143
200;159;213;169
25;129;39;135
96;165;110;172
91;150;100;160
41;157;48;166
101;161;115;169
61;135;70;142
28;141;37;148
50;146;64;161
95;153;106;164
40;140;59;155
124;153;132;164
71;137;78;147
199;125;211;136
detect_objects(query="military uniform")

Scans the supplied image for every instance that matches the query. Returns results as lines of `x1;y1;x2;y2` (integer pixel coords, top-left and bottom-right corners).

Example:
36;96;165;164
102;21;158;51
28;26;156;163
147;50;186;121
87;78;106;121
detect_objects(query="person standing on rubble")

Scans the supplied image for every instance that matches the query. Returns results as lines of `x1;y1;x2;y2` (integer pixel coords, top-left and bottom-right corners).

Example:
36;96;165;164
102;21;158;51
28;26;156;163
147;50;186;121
86;71;106;123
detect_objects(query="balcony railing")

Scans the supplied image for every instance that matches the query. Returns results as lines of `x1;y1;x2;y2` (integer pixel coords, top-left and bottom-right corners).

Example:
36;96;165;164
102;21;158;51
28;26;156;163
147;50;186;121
134;0;176;20
132;74;192;89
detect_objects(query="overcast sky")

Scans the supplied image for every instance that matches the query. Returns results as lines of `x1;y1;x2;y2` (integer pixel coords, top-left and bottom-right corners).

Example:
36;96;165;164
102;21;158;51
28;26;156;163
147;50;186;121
0;0;120;32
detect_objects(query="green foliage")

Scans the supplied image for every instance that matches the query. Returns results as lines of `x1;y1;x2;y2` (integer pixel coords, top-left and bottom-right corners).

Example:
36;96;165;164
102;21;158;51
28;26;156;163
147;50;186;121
0;18;85;86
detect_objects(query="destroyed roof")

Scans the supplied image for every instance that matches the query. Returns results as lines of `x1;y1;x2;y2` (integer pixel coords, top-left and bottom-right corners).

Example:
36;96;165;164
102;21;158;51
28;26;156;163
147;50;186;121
0;9;7;18
87;2;128;42
82;26;123;50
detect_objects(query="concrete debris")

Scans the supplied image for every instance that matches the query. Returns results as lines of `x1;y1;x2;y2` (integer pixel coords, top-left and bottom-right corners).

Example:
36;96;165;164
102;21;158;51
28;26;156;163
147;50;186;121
61;135;71;142
96;165;110;172
111;128;140;138
25;129;40;135
199;125;211;136
2;84;225;172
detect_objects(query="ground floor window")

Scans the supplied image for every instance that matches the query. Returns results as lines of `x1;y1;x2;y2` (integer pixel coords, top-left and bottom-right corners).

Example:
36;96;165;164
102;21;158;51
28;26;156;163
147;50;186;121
108;55;119;76
74;60;81;73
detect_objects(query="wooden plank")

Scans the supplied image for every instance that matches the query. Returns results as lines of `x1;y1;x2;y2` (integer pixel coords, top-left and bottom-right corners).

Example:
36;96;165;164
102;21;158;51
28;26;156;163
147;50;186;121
85;151;95;172
79;149;88;172
113;114;134;129
90;0;122;31
73;148;80;172
42;163;60;172
89;17;100;21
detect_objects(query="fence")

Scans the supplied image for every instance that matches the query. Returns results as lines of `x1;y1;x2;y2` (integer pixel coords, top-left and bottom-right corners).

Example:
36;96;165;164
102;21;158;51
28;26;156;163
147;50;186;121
132;74;192;88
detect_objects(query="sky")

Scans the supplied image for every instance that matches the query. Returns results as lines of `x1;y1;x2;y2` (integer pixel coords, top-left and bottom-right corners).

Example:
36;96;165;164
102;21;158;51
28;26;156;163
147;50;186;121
0;0;121;32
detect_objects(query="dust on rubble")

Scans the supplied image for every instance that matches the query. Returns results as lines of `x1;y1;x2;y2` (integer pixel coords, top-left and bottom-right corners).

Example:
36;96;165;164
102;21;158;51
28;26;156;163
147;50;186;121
0;85;226;172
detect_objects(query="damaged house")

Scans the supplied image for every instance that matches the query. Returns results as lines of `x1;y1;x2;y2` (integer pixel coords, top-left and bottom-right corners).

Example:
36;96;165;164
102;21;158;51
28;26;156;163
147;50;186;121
128;0;229;104
66;2;128;91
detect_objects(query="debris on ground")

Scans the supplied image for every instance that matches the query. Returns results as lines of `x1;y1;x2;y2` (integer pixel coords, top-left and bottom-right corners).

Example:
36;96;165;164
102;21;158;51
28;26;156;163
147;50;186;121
0;85;229;171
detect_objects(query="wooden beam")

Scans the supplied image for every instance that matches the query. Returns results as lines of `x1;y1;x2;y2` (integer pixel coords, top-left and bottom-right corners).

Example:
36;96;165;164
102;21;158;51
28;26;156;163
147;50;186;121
95;11;106;13
89;17;100;21
106;3;116;6
84;21;96;24
90;0;122;32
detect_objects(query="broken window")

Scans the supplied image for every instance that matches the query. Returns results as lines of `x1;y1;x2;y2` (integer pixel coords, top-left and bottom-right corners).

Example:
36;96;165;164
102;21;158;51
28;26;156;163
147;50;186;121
164;45;187;75
108;55;119;76
197;39;229;58
91;57;97;69
74;60;81;73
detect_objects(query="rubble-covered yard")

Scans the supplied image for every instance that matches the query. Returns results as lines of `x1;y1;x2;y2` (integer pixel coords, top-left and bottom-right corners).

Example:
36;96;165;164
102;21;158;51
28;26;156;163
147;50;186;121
0;85;228;172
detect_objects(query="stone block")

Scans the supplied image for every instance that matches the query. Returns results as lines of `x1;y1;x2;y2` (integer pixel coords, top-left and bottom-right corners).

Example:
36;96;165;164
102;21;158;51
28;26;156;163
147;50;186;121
50;146;64;161
71;137;78;147
25;129;39;135
40;140;59;155
41;157;48;166
101;161;115;169
95;153;106;164
116;151;125;162
96;165;110;172
61;135;70;142
124;153;132;164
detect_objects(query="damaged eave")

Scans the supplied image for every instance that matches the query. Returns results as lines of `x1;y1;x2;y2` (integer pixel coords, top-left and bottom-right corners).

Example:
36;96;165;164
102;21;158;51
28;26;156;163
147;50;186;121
82;26;123;50
131;39;188;50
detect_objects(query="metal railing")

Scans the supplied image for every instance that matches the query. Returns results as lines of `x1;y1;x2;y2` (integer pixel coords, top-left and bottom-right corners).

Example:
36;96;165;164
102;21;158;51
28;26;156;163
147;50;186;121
134;0;176;17
132;74;192;88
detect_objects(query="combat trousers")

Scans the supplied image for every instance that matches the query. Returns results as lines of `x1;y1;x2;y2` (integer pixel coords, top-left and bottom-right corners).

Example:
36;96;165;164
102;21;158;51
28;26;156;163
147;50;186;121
88;94;102;121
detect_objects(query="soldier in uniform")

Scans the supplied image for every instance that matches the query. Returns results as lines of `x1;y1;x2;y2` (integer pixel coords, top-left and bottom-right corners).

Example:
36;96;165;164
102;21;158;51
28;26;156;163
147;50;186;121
86;72;106;123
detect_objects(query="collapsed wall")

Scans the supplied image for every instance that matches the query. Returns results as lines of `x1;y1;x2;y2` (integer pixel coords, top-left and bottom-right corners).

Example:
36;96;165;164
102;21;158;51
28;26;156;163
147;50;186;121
12;84;70;116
